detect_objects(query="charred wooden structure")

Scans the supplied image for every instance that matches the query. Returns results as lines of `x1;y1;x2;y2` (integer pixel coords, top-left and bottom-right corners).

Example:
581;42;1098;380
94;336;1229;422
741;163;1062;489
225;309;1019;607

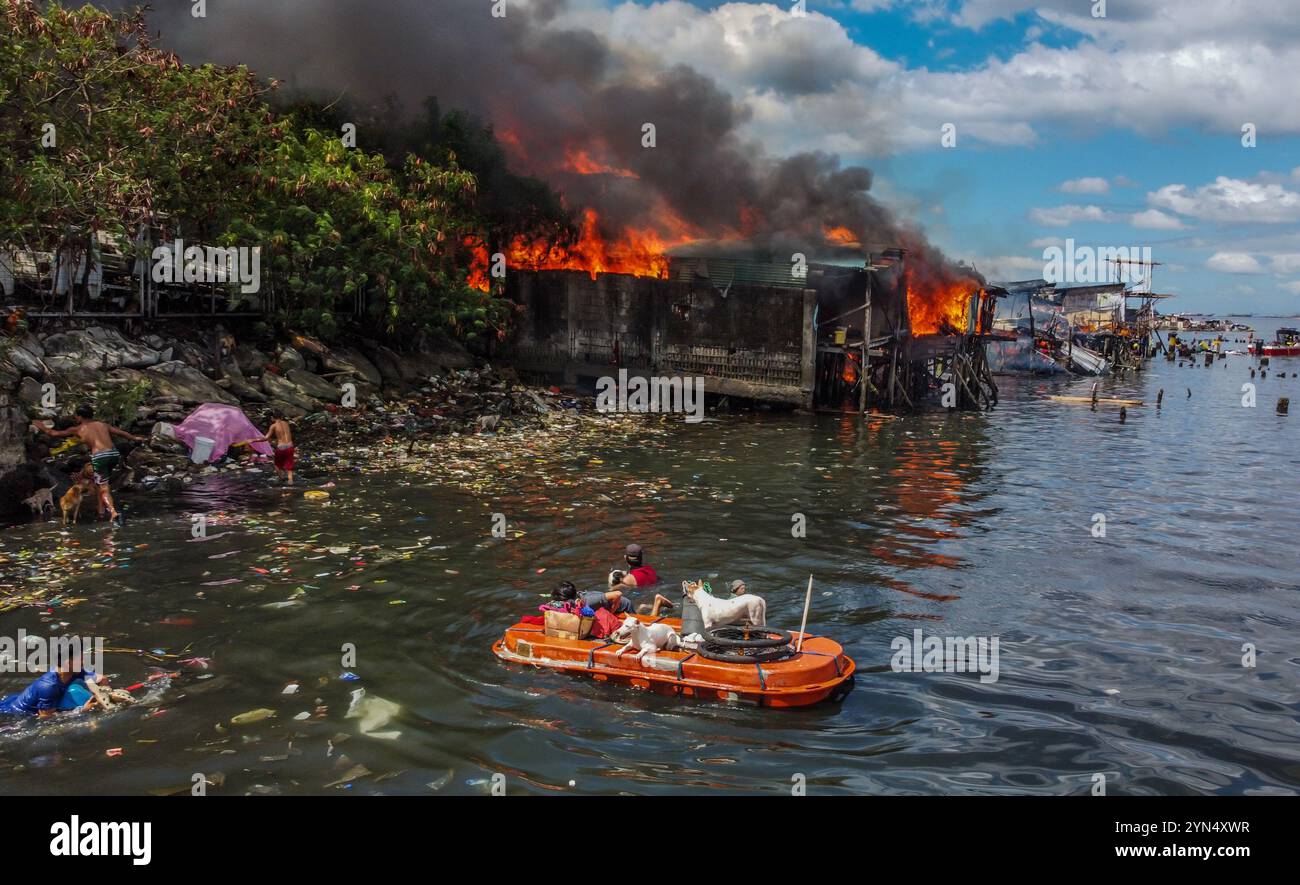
499;254;998;413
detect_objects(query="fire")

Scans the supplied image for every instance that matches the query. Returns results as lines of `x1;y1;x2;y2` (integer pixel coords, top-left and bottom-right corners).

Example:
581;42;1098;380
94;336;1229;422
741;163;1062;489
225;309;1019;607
824;225;860;248
465;236;490;292
842;350;860;385
907;273;977;336
562;148;638;179
506;208;685;280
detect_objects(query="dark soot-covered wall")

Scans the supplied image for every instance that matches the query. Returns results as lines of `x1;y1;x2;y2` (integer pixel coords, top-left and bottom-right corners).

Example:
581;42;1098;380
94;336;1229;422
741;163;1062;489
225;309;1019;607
503;270;817;405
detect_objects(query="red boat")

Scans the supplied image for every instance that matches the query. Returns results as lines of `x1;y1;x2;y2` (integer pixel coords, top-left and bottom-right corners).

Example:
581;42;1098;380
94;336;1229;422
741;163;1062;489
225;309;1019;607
1261;328;1300;357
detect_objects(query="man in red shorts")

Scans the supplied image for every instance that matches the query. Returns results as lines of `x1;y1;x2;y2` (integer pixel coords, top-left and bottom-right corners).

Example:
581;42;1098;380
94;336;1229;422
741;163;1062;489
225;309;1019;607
254;409;296;485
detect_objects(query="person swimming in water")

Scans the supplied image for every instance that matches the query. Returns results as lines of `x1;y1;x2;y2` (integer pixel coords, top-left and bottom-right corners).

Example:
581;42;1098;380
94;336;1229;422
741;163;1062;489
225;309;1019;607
31;404;146;525
0;653;112;718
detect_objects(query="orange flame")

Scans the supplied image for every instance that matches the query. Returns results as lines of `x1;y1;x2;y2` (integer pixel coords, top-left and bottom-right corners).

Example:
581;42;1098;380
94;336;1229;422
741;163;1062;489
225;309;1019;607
562;148;639;179
506;208;688;280
824;225;860;247
907;273;976;336
465;236;490;292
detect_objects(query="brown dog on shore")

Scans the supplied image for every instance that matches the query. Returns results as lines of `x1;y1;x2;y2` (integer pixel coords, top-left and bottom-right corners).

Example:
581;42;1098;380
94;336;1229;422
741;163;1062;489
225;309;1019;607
60;464;95;525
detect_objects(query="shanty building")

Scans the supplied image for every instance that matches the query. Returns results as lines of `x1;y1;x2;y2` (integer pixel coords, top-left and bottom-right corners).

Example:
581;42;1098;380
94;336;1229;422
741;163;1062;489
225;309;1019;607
497;254;999;412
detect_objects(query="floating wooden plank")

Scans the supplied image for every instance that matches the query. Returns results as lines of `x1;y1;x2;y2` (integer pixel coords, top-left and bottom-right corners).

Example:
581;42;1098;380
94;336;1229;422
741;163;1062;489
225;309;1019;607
1048;395;1144;406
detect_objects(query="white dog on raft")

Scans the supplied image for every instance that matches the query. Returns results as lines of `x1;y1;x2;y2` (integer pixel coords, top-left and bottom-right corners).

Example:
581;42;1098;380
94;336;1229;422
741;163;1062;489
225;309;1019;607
611;616;682;665
682;580;766;631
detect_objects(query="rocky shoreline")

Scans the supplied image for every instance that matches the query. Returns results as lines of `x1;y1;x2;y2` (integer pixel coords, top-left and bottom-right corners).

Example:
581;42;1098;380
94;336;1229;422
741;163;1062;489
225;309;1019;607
1;321;625;520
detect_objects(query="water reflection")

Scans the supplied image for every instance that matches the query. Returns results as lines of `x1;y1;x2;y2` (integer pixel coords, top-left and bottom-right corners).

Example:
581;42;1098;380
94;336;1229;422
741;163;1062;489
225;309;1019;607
1;349;1299;795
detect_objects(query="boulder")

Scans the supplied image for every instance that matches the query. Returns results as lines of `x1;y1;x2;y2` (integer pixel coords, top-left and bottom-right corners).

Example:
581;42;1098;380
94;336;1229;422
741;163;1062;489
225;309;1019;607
260;371;323;413
285;368;343;403
144;360;239;406
2;335;46;378
323;346;383;386
16;333;45;359
170;341;217;375
275;346;306;372
412;330;474;370
217;374;268;403
0;403;35;516
264;397;309;420
234;344;269;378
359;342;406;387
17;376;43;406
42;326;163;371
289;333;330;360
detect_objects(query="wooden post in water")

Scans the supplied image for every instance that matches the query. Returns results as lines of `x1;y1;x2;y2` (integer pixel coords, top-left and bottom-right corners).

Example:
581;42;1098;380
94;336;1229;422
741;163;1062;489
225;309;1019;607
859;268;872;415
796;575;814;653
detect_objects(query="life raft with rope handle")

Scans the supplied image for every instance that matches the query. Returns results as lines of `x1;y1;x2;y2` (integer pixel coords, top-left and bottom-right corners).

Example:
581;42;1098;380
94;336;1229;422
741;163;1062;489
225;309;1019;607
492;613;854;708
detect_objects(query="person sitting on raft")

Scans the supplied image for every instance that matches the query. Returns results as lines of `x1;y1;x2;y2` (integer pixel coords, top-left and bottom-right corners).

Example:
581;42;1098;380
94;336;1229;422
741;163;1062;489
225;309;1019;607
0;653;113;718
550;580;673;619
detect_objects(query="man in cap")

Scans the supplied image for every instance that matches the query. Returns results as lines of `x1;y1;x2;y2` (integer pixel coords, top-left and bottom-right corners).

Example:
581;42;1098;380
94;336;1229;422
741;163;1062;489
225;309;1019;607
607;544;676;617
611;543;658;588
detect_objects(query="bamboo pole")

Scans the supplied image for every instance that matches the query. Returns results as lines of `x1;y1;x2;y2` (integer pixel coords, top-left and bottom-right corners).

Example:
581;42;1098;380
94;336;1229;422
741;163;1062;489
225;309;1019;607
796;575;813;653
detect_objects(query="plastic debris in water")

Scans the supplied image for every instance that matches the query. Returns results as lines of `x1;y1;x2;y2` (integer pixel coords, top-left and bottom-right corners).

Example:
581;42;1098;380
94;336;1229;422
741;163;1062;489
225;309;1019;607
230;708;276;726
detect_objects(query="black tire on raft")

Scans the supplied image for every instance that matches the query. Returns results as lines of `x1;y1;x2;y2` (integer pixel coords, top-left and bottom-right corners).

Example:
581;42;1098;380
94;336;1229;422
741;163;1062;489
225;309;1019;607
696;644;794;665
704;625;793;649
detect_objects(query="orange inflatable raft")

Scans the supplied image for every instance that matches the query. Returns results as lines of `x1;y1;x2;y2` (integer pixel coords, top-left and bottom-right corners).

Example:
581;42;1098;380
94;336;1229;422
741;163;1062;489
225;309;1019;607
492;614;856;708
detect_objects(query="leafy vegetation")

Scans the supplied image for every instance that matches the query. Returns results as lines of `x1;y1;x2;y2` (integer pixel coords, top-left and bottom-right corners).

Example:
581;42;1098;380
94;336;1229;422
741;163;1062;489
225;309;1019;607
91;377;153;428
0;0;563;341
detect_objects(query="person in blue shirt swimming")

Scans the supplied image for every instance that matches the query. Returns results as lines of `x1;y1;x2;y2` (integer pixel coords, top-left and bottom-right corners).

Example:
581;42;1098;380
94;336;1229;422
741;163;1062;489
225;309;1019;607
0;654;109;717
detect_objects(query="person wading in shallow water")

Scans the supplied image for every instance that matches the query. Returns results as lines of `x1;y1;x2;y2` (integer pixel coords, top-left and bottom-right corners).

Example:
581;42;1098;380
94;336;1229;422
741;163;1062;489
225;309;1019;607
32;404;145;526
251;410;296;484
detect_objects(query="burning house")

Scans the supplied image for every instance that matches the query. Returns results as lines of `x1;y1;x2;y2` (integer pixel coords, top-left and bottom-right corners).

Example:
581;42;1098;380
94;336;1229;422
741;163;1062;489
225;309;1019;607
499;249;1000;413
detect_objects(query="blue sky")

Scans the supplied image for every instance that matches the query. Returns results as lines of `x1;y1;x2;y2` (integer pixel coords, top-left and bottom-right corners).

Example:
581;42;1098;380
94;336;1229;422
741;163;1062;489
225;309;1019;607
611;0;1300;315
139;0;1300;315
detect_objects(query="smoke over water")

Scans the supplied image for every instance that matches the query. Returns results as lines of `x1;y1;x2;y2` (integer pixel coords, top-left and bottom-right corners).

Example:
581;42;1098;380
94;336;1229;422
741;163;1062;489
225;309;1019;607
116;0;979;281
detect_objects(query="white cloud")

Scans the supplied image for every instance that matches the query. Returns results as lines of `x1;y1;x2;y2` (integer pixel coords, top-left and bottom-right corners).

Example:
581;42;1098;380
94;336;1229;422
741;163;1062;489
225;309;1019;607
1283;280;1300;295
561;2;1300;158
1206;252;1265;274
1059;177;1110;194
1130;209;1188;230
1029;236;1064;248
1029;204;1116;226
1150;177;1300;224
1268;254;1300;274
972;254;1045;281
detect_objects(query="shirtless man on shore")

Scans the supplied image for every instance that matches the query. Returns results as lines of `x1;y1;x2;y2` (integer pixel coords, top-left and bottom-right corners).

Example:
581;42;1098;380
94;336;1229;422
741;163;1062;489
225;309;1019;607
254;410;296;484
32;404;145;525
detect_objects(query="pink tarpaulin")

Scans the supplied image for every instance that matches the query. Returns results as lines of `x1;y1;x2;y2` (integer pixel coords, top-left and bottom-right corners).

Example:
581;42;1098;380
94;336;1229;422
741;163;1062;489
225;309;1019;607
173;403;274;463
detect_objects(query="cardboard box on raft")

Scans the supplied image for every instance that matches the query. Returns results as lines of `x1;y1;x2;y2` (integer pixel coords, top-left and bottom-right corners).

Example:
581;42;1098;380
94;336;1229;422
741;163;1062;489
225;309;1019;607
544;610;594;640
